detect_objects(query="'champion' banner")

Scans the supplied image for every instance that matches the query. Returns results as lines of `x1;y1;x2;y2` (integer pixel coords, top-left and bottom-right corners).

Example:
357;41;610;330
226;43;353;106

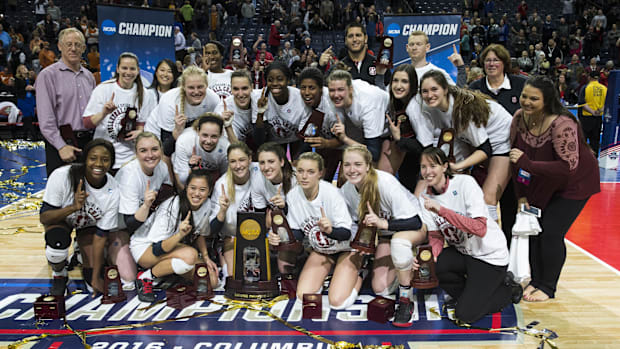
384;14;461;82
97;5;175;83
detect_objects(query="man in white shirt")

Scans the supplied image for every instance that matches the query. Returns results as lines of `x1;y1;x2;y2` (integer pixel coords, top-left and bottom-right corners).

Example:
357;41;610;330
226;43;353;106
174;26;186;62
406;31;455;86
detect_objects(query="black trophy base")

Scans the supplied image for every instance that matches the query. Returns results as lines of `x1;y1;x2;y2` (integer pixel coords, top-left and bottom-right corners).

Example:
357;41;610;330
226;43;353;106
34;295;66;320
412;278;439;289
277;241;303;252
350;241;376;254
224;277;280;301
101;293;127;304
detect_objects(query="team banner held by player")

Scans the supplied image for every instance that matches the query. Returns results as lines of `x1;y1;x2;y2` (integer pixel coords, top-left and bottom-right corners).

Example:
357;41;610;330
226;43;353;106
97;5;175;83
384;14;461;82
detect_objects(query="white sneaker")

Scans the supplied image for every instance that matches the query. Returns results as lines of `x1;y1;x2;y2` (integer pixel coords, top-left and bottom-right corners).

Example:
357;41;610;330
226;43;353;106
122;279;136;291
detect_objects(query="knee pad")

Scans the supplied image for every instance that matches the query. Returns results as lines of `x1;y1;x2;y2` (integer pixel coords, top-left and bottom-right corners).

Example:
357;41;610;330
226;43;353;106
390;238;413;271
46;246;69;265
330;288;358;310
45;226;71;250
171;258;194;275
487;204;498;221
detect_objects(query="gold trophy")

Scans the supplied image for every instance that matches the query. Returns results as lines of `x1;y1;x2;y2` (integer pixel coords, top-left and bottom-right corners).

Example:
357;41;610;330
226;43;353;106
437;128;456;163
350;222;377;254
101;265;127;304
412;245;439;289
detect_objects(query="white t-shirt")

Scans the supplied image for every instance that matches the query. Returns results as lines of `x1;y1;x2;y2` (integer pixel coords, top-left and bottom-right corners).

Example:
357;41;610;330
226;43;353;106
298;87;339;140
114;158;172;233
419;95;512;155
207;70;233;99
172;128;230;185
286;180;353;254
251;86;308;144
209;163;262;237
420;174;509;266
83;80;156;169
415;62;455;86
331;79;389;141
250;171;297;210
214;95;253;142
340;170;422;236
145;86;220;135
43;165;120;231
130;195;213;252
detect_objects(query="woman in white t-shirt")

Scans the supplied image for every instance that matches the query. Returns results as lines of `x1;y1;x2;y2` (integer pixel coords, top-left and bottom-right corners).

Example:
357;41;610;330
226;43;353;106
130;169;219;302
40;139;120;297
326;69;389;163
201;41;233;99
83;52;156;172
209;142;262;276
114;132;174;289
171;113;229;190
298;67;342;180
339;145;427;325
280;152;359;310
417;70;512;222
253;61;307;158
213;70;254;145
147;59;179;104
417;147;521;323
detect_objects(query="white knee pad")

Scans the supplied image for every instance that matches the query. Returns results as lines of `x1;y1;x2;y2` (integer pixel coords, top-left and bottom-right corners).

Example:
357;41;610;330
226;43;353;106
171;258;194;275
45;246;69;264
390;238;413;271
487;204;498;221
330;288;358;310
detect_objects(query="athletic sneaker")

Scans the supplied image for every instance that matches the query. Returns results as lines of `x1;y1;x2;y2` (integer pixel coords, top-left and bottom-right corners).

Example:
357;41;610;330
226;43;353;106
136;272;156;302
50;276;68;296
121;279;136;291
392;297;414;327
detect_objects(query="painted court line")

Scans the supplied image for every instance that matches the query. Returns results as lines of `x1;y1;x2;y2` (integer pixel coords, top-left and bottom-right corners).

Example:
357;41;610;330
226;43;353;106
566;239;620;277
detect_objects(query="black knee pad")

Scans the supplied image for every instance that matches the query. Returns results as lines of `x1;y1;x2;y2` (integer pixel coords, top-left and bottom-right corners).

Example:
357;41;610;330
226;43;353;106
163;134;176;157
45;226;71;249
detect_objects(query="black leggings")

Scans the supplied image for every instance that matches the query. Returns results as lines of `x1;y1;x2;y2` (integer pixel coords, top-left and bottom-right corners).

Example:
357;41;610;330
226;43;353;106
529;195;589;298
436;247;511;323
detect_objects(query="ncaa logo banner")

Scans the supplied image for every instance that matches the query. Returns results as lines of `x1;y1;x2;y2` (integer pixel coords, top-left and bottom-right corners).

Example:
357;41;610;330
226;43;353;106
97;5;175;83
384;15;461;82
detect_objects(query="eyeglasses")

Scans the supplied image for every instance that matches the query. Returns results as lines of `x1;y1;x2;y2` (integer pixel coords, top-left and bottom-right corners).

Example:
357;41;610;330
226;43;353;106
61;42;84;49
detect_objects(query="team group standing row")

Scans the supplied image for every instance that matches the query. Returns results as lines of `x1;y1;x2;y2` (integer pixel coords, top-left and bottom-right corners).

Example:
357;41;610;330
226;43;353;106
35;25;600;327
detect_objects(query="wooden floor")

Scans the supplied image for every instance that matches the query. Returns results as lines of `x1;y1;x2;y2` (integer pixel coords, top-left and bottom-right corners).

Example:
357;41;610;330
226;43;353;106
1;196;619;348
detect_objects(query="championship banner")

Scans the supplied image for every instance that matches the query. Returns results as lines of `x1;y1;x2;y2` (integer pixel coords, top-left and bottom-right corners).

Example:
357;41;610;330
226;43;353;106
384;14;461;82
97;5;175;83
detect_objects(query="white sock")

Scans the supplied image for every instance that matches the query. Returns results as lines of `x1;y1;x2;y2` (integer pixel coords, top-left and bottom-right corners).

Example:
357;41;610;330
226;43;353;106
399;284;412;300
139;269;152;280
487;204;499;221
52;269;68;278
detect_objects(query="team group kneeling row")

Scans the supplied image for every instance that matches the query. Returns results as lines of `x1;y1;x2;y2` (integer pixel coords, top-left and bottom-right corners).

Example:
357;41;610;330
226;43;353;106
37;28;600;328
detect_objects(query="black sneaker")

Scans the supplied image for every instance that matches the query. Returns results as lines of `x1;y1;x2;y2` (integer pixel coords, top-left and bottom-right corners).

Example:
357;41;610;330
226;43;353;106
50;276;68;296
504;271;523;304
392;297;414;327
136;272;156;302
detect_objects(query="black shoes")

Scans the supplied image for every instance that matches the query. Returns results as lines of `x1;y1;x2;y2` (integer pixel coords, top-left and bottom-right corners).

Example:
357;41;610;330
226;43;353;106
50;276;68;296
505;271;523;304
392;297;415;327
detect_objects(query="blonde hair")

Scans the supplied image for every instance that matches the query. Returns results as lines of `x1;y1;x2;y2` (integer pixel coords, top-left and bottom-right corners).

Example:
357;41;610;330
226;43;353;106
343;146;380;222
408;30;429;44
134;131;162;151
326;69;353;88
178;65;208;115
58;27;86;45
298;152;325;172
225;142;252;203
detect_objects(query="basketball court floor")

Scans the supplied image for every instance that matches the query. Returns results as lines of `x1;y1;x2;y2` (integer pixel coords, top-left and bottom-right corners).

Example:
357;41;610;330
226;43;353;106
0;141;618;349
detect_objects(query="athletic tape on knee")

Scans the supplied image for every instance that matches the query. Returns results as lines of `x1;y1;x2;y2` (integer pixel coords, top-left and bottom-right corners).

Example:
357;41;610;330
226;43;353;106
330;288;358;310
171;258;194;275
487;204;498;221
45;246;69;264
45;227;71;249
390;238;414;270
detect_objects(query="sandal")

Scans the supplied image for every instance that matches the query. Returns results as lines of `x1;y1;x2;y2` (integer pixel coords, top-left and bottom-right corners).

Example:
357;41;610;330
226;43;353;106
523;284;536;297
523;289;550;302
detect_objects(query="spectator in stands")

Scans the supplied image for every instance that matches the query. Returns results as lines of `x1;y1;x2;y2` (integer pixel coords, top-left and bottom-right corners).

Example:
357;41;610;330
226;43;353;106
7;44;26;75
253;36;274;63
85;21;98;50
557;73;577;105
174;26;186;62
46;0;61;22
557;17;570;40
606;24;620;64
309;13;328;32
542;15;555;44
179;0;194;35
517;50;533;73
545;38;563;64
470;18;486;48
87;45;99;72
320;0;334;30
498;18;509;47
208;5;221;40
35;0;48;23
301;36;314;56
461;28;471;62
585;57;599;75
38;41;55;69
281;41;294;64
591;9;607;29
562;0;575;22
240;0;255;28
268;20;289;55
14;64;36;135
42;14;57;45
599;60;614;87
0;24;11;51
35;28;96;176
529;26;542;48
250;60;265;89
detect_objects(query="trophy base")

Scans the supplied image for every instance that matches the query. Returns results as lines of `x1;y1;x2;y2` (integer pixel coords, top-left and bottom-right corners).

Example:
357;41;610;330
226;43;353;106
302;293;322;319
166;284;197;310
101;293;127;304
350;242;376;254
34;295;66;319
277;241;303;252
412;279;439;289
367;296;395;323
280;275;298;299
224;277;280;301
